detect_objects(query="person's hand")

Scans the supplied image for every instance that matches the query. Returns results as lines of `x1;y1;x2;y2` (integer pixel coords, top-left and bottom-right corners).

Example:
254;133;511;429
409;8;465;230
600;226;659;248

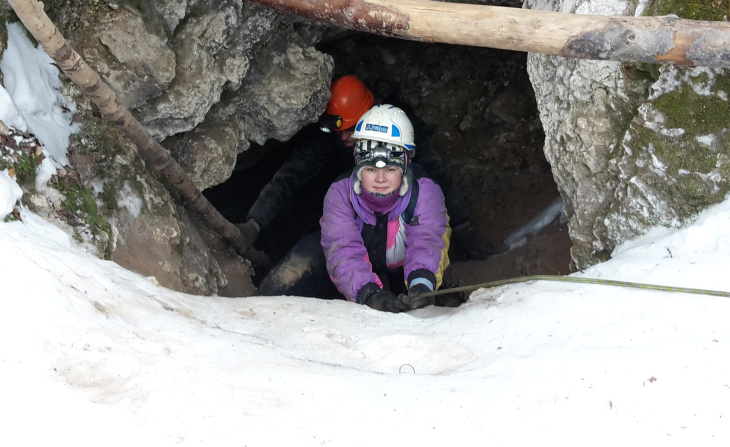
400;283;435;310
364;290;410;313
235;219;260;250
451;220;499;261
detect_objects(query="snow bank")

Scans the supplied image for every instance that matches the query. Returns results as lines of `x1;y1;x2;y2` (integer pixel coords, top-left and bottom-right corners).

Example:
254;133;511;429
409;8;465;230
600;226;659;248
1;195;730;446
0;169;22;219
0;22;79;167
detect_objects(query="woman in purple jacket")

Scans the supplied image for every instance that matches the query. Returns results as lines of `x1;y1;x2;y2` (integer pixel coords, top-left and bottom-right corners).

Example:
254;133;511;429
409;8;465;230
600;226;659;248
320;105;451;313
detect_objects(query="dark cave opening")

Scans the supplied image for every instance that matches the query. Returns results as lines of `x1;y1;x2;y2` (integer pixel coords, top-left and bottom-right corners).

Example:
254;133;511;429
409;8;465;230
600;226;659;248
203;32;572;291
204;124;349;265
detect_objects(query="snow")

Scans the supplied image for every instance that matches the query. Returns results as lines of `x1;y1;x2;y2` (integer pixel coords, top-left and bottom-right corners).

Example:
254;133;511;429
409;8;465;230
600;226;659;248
0;168;22;216
2;191;730;446
2;17;730;447
116;180;144;218
635;0;649;16
0;22;79;167
0;84;26;131
697;134;717;147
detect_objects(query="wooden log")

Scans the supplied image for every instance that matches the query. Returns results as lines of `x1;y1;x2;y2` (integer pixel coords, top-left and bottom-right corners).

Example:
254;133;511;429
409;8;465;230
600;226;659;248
249;0;730;68
6;0;272;270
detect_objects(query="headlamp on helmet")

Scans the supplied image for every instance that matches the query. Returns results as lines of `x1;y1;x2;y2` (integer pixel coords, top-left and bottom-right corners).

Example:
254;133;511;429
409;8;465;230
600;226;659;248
318;114;344;133
354;140;407;168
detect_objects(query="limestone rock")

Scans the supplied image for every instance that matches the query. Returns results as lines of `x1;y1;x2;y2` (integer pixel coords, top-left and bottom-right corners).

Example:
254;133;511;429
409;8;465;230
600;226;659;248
225;35;334;146
526;0;730;269
139;1;279;140
138;5;247;140
0;1;314;295
163;121;240;190
95;6;176;109
63;87;237;296
149;0;188;34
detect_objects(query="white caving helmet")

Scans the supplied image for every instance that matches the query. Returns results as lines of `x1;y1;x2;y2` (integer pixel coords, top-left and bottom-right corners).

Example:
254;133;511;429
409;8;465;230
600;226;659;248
352;105;416;196
353;104;416;158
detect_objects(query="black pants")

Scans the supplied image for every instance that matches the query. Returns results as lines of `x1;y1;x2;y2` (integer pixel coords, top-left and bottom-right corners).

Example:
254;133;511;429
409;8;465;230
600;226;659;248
257;231;340;298
257;230;407;299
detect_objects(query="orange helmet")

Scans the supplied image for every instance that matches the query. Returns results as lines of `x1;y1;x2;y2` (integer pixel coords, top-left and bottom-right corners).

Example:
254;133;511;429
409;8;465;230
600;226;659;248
325;75;374;131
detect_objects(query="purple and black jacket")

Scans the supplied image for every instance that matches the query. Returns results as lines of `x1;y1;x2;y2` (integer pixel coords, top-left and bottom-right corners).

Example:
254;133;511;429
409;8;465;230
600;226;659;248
320;173;451;303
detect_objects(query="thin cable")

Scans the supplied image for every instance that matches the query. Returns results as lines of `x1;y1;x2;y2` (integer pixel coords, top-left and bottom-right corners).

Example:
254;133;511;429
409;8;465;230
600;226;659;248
423;275;730;299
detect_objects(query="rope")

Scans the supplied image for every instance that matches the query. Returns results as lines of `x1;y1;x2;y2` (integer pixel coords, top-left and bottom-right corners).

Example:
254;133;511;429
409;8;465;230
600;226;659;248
422;275;730;299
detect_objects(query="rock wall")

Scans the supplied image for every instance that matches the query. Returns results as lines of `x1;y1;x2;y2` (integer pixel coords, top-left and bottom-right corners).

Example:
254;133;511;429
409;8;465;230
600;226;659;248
42;0;334;190
526;0;730;269
0;0;333;296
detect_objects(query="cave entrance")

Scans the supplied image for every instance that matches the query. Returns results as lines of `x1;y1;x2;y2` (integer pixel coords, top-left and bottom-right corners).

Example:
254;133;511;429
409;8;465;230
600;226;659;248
204;32;572;296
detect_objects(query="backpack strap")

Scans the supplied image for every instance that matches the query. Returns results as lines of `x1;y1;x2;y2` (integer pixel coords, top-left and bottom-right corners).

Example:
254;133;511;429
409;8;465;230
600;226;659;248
402;177;420;225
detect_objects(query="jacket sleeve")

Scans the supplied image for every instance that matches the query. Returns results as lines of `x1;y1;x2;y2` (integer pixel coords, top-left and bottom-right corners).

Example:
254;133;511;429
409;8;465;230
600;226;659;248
320;180;382;302
404;178;451;290
247;132;334;228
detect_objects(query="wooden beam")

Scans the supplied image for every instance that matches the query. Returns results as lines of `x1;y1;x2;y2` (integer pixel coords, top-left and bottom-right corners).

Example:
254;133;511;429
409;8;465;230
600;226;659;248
250;0;730;67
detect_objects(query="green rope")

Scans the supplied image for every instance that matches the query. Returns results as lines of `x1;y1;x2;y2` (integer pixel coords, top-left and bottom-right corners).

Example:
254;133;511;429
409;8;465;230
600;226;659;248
422;275;730;299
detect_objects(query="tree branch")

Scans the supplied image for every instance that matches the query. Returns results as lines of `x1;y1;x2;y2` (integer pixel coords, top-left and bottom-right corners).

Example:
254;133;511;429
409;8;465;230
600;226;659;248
6;0;272;270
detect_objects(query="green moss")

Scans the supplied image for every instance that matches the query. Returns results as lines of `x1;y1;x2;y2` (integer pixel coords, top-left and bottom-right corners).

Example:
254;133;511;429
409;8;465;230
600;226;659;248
72;100;150;215
647;71;730;203
623;69;730;220
694;71;710;85
609;63;660;156
649;0;730;21
594;250;612;263
56;176;112;238
0;151;40;190
173;238;186;256
71;228;83;243
102;183;118;210
622;62;661;85
715;76;730;97
0;16;10;58
14;152;39;186
654;87;730;136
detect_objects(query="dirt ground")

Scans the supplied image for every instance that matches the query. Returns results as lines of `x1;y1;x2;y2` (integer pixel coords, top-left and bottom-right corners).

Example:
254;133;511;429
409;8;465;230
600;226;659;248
439;216;573;306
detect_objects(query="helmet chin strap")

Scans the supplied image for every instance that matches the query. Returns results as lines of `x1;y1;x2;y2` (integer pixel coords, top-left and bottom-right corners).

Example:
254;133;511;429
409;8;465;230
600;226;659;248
399;168;412;197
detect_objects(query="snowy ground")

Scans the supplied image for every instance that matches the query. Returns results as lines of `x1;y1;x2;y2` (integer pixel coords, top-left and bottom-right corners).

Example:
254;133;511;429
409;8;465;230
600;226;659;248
2;19;730;447
2;192;730;446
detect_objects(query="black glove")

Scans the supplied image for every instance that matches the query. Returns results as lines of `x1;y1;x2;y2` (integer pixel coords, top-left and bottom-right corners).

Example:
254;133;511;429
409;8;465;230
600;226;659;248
357;283;409;313
364;290;410;313
400;283;435;310
235;219;260;251
451;220;499;261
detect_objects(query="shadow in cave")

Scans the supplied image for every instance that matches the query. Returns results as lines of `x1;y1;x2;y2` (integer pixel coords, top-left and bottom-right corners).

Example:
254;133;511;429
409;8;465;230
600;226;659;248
203;125;350;280
204;32;573;298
